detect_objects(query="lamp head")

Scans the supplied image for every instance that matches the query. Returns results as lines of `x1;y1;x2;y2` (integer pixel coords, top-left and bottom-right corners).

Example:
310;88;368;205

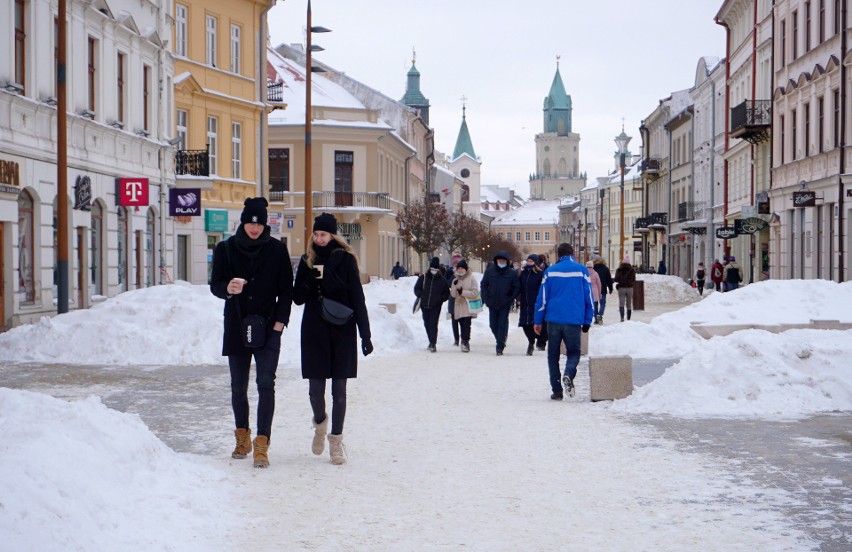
614;130;632;155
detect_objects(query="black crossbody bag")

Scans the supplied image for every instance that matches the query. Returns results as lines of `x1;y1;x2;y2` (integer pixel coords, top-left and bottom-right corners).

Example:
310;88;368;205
316;259;354;326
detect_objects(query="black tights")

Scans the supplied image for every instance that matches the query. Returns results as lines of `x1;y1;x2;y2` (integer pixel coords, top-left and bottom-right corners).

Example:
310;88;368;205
309;378;347;435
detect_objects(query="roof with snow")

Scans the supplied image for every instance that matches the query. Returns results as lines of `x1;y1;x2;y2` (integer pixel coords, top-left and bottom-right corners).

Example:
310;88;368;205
490;199;561;226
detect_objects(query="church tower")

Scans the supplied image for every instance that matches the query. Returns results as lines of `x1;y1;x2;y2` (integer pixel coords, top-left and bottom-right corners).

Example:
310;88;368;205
400;50;430;125
448;102;481;216
529;59;585;200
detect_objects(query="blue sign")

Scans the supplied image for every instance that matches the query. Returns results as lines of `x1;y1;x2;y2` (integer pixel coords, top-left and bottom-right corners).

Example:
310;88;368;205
287;219;294;228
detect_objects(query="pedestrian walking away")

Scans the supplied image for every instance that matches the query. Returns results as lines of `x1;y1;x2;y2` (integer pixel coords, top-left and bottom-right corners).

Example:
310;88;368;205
390;261;407;280
449;259;479;353
613;255;636;322
534;243;593;400
592;255;613;324
209;197;294;468
414;257;450;352
723;255;744;292
480;251;521;355
657;259;667;275
711;259;724;292
518;254;547;355
445;253;463;346
293;213;373;465
695;262;707;296
586;260;602;325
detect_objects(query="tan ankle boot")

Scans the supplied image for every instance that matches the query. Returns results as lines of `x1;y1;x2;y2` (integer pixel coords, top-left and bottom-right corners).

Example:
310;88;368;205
232;428;252;459
253;435;270;468
327;434;345;465
312;415;328;455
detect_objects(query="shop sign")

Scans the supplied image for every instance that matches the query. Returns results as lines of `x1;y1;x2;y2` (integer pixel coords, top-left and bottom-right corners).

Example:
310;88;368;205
716;226;738;239
338;222;362;241
735;217;769;235
204;209;228;232
116;177;149;207
0;156;23;194
792;190;816;207
169;188;200;216
74;175;92;211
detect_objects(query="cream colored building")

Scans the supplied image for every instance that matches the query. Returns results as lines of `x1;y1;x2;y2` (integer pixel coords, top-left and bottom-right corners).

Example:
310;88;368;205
491;200;561;262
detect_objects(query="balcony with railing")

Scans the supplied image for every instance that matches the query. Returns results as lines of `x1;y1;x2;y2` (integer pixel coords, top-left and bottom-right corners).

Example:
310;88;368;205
268;82;284;104
634;217;650;233
175;146;210;177
676;201;707;222
649;212;668;229
640;158;662;174
268;190;392;211
730;100;771;144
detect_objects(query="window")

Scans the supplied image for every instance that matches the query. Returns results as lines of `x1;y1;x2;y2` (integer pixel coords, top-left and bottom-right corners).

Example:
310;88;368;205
15;0;25;92
88;37;97;112
834;0;841;35
334;151;354;206
91;201;103;296
819;0;825;42
791;108;797;159
230;25;240;74
805;2;811;51
804;103;810;157
515;232;521;241
780;114;785;164
176;109;188;150
544;231;551;241
117;53;125;123
231;122;241;179
818;96;824;152
534;231;541;241
117;207;129;292
833;89;840;147
207;116;218;174
175;4;187;57
17;189;35;303
780;20;786;67
205;15;217;67
525;231;531;241
146;209;156;287
792;11;798;60
269;148;290;192
143;65;151;131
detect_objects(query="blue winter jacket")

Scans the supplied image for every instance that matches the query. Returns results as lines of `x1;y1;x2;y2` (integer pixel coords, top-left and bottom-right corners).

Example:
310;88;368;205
533;255;594;326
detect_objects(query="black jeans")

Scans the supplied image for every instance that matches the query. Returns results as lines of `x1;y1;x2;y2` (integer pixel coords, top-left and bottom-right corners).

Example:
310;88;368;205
309;378;347;435
458;316;472;343
228;329;282;438
521;324;547;348
421;306;441;345
488;306;511;351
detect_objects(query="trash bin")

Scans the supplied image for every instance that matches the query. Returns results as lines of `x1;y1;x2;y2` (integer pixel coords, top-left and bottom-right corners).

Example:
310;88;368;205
632;279;645;311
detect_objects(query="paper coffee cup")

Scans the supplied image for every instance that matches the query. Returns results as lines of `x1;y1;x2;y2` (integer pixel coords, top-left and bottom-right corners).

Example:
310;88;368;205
315;265;324;278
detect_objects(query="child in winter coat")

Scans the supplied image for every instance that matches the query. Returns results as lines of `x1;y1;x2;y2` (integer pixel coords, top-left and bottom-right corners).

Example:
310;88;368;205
449;259;479;353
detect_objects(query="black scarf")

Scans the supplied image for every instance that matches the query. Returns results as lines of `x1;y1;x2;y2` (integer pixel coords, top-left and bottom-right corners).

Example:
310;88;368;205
233;224;271;259
312;240;341;264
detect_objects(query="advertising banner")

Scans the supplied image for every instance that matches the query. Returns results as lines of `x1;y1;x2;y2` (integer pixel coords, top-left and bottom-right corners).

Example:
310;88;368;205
169;188;201;216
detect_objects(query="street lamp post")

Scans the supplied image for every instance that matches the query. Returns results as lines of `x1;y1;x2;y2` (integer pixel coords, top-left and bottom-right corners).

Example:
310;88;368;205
614;129;632;263
304;0;331;247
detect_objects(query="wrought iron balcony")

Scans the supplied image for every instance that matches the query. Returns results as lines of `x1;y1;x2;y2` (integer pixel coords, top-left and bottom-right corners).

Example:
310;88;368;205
634;217;650;233
676;201;707;222
640;158;662;174
649;212;668;228
730;100;771;144
268;81;283;103
314;191;391;209
175;147;210;177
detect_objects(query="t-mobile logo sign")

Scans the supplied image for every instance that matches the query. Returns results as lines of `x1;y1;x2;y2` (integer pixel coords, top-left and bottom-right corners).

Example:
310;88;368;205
115;178;150;207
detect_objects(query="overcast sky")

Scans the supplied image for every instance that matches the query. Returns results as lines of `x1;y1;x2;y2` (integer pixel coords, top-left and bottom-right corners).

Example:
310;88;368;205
267;1;725;196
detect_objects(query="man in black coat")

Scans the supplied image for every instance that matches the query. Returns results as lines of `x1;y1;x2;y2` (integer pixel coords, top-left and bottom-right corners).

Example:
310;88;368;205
210;197;293;468
414;256;450;352
480;251;521;355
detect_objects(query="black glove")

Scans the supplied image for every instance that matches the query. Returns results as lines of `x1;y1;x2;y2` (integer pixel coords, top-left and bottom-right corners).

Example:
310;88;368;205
581;325;590;333
361;338;374;357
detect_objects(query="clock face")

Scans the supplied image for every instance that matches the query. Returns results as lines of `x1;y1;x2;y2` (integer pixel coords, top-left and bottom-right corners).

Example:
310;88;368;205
460;168;470;178
544;146;550;152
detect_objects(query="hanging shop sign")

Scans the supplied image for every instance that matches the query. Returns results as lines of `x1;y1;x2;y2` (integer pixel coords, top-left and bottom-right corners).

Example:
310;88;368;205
715;226;738;239
792;190;816;207
73;175;92;210
116;177;150;207
734;217;769;235
169;188;201;216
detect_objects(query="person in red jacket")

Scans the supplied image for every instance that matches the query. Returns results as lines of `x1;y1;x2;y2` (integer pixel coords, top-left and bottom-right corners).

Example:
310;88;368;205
711;259;724;292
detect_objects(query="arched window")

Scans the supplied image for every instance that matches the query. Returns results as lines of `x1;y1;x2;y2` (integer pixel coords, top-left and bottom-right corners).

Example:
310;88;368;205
146;208;156;286
91;201;104;296
117;206;129;292
17;190;35;303
543;159;551;177
558;158;567;177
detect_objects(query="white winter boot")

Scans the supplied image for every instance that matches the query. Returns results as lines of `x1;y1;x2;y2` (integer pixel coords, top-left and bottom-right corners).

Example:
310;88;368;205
327;434;346;465
311;415;328;455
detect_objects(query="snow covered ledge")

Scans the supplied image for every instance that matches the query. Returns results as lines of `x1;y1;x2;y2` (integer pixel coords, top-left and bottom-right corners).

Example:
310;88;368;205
690;319;852;339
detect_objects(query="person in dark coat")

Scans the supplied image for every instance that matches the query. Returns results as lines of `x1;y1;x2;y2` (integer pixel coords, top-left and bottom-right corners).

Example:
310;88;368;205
711;259;724;292
657;259;667;275
592;255;613;324
480;250;521;355
445;253;463;346
414;257;450;352
209;197;293;468
613;255;637;321
390;261;407;280
293;213;372;465
518;254;546;355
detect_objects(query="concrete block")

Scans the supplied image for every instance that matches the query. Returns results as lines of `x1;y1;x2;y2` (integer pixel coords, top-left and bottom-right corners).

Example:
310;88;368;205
379;303;397;314
589;356;633;402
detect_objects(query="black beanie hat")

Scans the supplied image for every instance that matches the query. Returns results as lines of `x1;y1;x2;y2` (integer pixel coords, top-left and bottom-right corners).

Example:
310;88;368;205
430;256;440;269
527;253;541;264
240;197;268;226
313;212;337;234
456;259;468;270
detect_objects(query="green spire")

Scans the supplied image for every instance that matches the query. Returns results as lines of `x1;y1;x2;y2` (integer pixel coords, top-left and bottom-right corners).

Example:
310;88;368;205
452;104;477;160
543;59;572;135
400;49;430;124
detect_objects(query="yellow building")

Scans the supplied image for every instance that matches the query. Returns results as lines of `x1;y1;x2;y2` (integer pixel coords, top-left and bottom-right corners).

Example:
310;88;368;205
491;200;561;262
171;0;275;283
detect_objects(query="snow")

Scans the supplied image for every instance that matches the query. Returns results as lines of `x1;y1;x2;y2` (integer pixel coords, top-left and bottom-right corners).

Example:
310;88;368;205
1;275;850;550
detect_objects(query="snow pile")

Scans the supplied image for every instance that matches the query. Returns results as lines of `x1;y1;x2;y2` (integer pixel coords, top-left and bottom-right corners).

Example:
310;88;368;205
636;273;704;303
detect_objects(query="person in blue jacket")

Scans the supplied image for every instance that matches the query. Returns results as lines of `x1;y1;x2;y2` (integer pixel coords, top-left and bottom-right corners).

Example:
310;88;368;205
518;254;547;355
480;251;521;355
534;243;594;400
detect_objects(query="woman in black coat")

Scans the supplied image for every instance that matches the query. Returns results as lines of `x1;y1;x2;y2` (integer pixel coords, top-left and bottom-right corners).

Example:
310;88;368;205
209;197;293;468
517;254;546;355
293;213;372;465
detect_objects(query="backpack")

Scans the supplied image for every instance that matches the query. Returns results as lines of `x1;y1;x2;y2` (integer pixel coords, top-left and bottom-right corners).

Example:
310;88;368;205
713;266;722;280
696;269;705;280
